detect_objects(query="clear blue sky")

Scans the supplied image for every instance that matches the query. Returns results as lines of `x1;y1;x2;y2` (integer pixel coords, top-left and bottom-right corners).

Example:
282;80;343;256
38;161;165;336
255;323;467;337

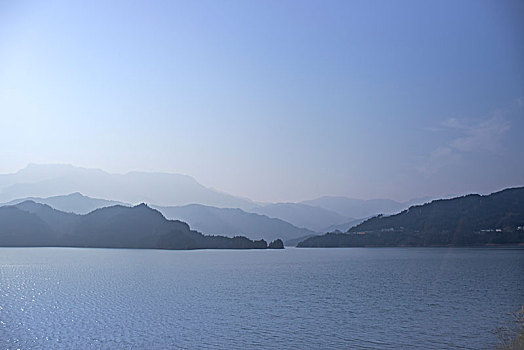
1;0;523;202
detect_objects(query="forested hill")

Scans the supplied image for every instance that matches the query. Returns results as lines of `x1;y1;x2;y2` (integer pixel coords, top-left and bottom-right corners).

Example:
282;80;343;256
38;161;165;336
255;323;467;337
0;201;283;250
298;187;524;247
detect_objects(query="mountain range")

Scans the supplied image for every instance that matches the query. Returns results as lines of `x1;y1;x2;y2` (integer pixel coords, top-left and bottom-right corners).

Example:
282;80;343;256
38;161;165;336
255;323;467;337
300;196;434;220
0;164;254;209
250;202;352;232
1;193;316;243
0;164;446;237
0;201;282;249
1;164;522;248
298;187;524;247
2;192;124;214
154;204;316;243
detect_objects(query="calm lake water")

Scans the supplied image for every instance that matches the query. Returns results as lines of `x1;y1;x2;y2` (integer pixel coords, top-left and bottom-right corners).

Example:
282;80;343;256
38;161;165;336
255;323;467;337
0;247;522;349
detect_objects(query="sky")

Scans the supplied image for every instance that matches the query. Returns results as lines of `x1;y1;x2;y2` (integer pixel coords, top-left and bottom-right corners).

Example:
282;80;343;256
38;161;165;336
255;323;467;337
0;0;523;203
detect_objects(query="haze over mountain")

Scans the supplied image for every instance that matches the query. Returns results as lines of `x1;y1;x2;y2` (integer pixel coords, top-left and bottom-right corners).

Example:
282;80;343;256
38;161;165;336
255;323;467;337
0;165;370;232
155;204;315;243
0;201;280;250
1;192;126;215
251;203;352;232
301;196;436;220
0;164;484;235
320;218;368;234
0;164;254;209
1;192;317;242
298;187;524;247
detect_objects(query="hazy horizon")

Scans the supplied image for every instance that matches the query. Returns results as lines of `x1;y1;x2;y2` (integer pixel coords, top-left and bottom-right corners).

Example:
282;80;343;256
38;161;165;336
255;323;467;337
1;0;523;203
0;162;520;204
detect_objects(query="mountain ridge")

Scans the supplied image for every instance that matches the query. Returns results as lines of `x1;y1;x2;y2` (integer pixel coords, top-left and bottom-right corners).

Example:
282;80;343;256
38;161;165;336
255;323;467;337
297;187;524;247
155;203;316;242
0;164;255;209
0;201;281;250
0;164;480;233
251;202;352;232
2;192;318;242
2;192;126;214
300;196;436;220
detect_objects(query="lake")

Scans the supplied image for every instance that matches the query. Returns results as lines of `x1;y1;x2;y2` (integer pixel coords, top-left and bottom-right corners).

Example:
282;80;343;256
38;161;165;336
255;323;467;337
0;247;522;349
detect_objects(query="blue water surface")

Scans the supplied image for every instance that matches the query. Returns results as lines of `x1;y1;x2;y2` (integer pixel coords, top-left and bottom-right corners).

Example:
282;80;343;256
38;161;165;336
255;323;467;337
0;247;522;349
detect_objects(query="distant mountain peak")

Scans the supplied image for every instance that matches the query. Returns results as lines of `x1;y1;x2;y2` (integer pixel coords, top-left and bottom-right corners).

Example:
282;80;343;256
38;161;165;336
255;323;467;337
15;199;38;207
14;200;68;215
68;192;84;197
